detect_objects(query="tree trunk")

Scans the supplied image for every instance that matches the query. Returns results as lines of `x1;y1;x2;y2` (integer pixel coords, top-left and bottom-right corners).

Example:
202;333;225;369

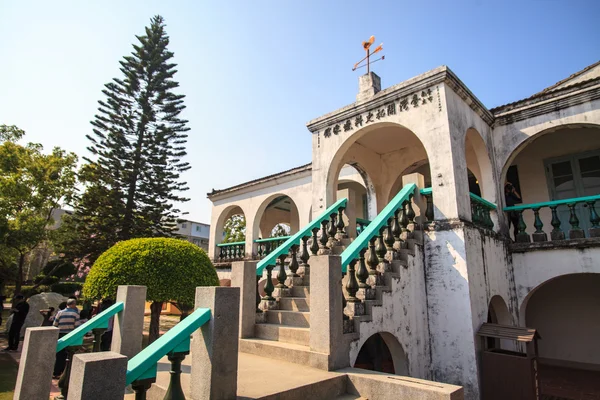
15;253;25;295
149;301;163;344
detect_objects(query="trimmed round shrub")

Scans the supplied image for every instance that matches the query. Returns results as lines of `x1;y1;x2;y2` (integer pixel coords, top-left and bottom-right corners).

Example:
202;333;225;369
83;238;219;306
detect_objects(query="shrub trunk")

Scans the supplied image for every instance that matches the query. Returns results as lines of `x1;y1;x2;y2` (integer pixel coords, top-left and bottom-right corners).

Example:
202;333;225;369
149;301;163;343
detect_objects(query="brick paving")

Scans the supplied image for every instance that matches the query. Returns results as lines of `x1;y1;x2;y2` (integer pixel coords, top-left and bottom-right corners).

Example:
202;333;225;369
540;363;600;400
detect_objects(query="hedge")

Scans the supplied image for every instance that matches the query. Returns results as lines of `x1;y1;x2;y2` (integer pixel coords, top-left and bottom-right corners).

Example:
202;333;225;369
3;285;50;299
50;282;83;296
83;237;219;305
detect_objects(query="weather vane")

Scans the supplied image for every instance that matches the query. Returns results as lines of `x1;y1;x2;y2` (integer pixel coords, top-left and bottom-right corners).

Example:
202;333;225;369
352;35;384;73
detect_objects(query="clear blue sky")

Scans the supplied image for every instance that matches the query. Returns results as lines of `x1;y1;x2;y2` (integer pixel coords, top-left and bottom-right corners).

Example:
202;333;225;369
1;1;598;223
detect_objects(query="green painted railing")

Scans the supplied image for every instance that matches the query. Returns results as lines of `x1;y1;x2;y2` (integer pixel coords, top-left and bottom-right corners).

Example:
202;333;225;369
56;302;123;352
125;307;211;385
216;241;245;247
503;194;600;242
341;183;416;272
254;236;292;243
356;218;371;236
256;197;348;275
216;241;245;262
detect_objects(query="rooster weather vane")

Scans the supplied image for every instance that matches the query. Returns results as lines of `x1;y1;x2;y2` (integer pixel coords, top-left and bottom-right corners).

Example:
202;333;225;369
352;35;384;73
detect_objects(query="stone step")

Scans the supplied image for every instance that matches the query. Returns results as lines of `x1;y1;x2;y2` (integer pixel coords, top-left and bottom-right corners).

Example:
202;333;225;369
239;338;331;370
255;323;310;346
266;310;310;327
279;296;310;311
291;285;310;298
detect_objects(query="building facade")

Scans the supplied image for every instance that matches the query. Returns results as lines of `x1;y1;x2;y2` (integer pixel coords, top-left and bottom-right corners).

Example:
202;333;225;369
175;219;210;251
207;62;600;399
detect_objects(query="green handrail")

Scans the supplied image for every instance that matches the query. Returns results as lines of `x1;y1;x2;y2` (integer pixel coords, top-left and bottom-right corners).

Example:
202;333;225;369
420;187;432;196
256;197;348;275
125;307;211;385
56;302;124;352
356;218;371;225
254;236;292;243
341;183;416;272
216;241;245;247
470;192;497;210
504;194;600;211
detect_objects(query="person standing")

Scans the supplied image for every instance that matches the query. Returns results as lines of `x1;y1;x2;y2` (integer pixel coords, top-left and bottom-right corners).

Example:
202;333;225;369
40;307;55;326
505;181;522;240
3;294;29;351
52;298;80;378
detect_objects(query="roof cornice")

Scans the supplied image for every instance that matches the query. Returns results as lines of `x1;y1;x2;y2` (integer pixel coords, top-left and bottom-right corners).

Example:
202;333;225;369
306;66;495;131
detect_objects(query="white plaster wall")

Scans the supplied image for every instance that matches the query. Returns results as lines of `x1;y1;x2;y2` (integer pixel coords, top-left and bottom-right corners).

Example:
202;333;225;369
424;227;480;399
525;273;600;366
348;243;431;381
512;246;600;314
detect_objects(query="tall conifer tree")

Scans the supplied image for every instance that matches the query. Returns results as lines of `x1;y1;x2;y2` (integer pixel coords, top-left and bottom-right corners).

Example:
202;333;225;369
59;15;189;265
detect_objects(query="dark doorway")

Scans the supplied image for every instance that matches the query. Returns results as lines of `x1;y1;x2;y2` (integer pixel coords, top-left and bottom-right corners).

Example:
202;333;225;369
354;333;395;374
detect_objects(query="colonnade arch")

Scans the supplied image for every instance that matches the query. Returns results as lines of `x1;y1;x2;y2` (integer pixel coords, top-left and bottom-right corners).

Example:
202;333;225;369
252;193;300;240
354;332;409;376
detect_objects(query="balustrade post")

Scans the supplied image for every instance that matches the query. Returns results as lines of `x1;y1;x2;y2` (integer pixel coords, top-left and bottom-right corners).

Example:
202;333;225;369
288;245;300;277
164;351;188;400
550;206;565;240
391;209;402;251
568;203;585;239
131;379;154;400
257;243;263;258
319;220;330;254
356;247;369;288
57;345;81;399
310;228;320;255
406;194;416;234
263;265;275;301
91;328;107;352
425;195;434;225
299;236;311;278
400;201;409;243
336;207;347;239
345;260;359;302
384;218;395;251
515;210;531;243
375;227;389;272
587;200;600;237
231;260;260;338
328;213;338;246
532;208;547;242
14;327;58;400
366;236;379;279
275;254;288;288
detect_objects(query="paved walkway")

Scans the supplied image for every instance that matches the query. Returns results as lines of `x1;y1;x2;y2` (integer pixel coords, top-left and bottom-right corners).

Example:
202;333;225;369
540;363;600;400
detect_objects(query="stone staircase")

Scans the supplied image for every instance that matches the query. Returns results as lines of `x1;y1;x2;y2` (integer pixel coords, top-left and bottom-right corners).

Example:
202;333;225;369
239;228;423;371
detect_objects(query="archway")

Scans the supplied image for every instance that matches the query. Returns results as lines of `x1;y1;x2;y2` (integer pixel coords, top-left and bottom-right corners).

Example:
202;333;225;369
486;295;513;350
522;273;600;367
354;332;408;375
328;123;430;217
465;128;495;201
213;205;247;261
502;124;600;239
253;194;300;240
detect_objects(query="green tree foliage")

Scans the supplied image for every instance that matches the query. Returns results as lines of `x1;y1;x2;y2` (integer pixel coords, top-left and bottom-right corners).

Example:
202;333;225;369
42;259;77;278
222;214;246;243
0;125;78;293
270;223;290;237
83;237;219;342
58;15;190;266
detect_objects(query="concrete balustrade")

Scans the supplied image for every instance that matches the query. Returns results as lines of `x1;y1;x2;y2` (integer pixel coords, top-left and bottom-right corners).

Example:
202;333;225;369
111;285;147;359
67;352;127;400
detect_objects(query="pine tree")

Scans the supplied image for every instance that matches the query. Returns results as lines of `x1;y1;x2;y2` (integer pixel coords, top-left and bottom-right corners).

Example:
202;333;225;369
59;15;190;265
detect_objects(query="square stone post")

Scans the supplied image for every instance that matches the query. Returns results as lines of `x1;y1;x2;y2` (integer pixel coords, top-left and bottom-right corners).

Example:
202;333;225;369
14;327;59;400
111;285;147;359
191;287;240;400
231;260;258;338
309;255;347;370
67;352;127;400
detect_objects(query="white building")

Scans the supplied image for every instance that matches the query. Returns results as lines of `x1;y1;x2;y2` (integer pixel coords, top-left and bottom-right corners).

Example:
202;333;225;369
175;219;210;251
207;61;600;399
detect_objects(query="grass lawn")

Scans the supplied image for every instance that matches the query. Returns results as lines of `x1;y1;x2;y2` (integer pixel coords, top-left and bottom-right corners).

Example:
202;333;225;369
0;353;18;400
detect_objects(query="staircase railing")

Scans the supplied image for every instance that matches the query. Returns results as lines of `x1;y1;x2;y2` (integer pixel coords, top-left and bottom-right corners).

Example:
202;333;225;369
341;183;416;274
216;241;245;262
55;301;124;398
356;218;371;236
256;197;348;301
504;194;600;242
125;307;211;397
255;236;292;258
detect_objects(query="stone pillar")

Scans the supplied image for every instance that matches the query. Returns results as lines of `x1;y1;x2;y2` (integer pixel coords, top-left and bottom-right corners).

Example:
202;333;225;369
111;285;147;359
14;327;59;400
231;260;258;338
309;255;347;370
357;72;381;103
67;352;127;400
191;287;240;400
338;188;356;239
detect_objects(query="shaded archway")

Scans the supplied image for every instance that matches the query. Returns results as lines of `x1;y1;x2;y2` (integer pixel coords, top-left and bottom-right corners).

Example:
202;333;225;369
465;128;495;202
328;122;430;216
502;124;600;238
252;194;300;240
337;164;371;238
354;332;408;375
212;204;247;261
486;295;514;350
522;273;600;367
